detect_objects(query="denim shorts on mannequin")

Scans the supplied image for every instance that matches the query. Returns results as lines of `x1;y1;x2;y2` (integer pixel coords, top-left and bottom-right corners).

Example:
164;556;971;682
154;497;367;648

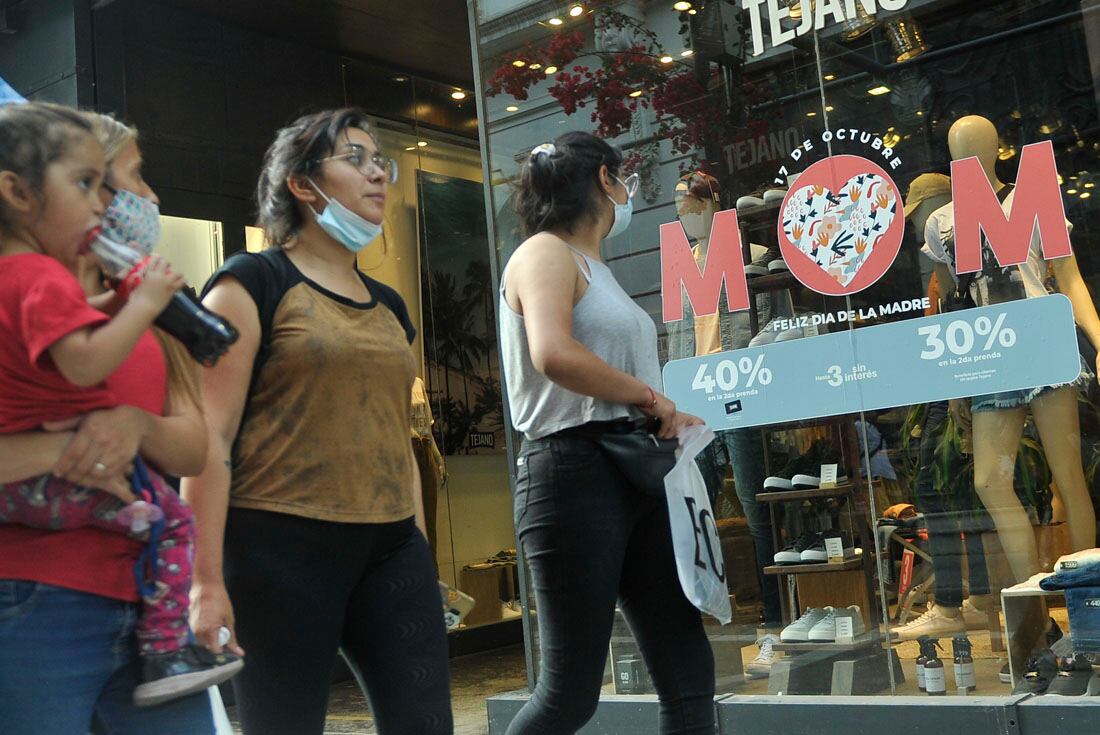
971;356;1092;412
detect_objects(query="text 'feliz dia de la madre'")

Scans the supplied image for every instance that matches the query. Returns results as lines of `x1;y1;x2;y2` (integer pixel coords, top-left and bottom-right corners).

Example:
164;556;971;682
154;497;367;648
741;0;912;57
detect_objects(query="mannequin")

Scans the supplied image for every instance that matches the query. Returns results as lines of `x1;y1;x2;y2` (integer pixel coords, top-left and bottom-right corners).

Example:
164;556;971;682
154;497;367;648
411;376;445;567
924;116;1099;586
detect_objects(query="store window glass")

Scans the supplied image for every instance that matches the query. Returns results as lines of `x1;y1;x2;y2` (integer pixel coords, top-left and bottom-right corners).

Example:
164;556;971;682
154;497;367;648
473;0;1100;698
157;215;223;287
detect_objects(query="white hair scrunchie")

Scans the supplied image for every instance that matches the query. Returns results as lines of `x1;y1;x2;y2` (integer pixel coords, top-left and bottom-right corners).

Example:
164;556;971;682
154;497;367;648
530;143;556;160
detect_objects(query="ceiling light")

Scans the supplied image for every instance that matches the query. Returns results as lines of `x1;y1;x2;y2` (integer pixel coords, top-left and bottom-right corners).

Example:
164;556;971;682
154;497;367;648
825;105;834;112
505;105;519;112
512;59;526;68
887;126;896;132
451;90;467;100
1087;182;1096;189
681;49;694;57
417;141;428;148
807;111;817;117
660;55;674;64
544;65;558;74
1068;188;1078;195
823;74;836;81
673;1;692;10
1082;192;1092;199
393;76;408;83
529;63;542;69
570;5;584;17
1058;174;1065;185
868;85;891;96
404;146;417;151
688;8;697;14
629;90;643;97
548;17;563;26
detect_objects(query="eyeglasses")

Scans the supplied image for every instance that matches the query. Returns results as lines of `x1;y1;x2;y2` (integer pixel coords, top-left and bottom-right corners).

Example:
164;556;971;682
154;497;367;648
315;146;399;184
619;172;640;199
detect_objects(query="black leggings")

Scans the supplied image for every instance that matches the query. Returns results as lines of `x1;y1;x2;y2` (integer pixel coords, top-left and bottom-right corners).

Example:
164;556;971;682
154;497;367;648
507;433;715;735
224;509;452;735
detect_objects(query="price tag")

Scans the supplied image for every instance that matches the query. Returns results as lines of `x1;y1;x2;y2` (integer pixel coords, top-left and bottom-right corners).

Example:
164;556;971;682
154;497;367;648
825;535;847;563
835;615;855;643
820;464;839;489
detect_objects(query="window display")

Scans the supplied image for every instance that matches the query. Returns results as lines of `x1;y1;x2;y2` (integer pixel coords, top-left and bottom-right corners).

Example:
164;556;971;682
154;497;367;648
472;0;1100;718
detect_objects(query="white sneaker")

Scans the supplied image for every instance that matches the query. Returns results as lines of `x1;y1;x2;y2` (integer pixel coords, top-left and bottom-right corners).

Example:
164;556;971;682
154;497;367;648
960;599;990;629
890;604;965;642
781;607;828;642
808;607;838;641
833;605;867;639
746;634;781;679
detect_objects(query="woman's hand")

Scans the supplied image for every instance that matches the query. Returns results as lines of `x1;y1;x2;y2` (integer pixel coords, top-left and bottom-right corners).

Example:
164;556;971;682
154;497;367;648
640;392;703;439
52;406;149;492
190;579;246;657
662;411;705;440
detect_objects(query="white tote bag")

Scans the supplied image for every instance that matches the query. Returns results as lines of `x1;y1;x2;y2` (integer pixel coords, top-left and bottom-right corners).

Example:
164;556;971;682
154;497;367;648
664;425;732;624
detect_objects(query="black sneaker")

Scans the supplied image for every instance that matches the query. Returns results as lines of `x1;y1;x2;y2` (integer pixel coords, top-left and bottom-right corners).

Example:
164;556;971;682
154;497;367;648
791;470;850;490
1011;650;1059;695
133;644;244;707
745;243;785;277
764;440;836;490
774;533;819;564
1045;654;1097;696
800;530;855;562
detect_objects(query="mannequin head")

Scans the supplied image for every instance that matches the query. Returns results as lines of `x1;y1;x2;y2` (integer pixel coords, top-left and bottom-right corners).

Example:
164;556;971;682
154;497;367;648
948;115;1000;184
675;171;720;242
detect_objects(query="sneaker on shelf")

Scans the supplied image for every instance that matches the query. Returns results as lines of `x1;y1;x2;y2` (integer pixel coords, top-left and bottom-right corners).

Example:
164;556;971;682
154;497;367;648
763;187;788;204
736;192;766;210
791;470;850;490
774;533;819;564
781;607;828;642
764;439;842;490
746;634;782;679
1046;654;1097;696
768;257;790;273
800;530;855;563
1012;650;1060;695
960;597;991;629
834;606;867;638
745;243;784;277
889;604;966;642
808;607;838;641
133;644;244;707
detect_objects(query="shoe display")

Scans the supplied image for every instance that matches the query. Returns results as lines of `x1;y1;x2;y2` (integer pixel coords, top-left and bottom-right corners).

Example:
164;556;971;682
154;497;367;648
1045;654;1097;696
745;243;787;277
748;317;801;348
890;604;966;642
763;440;840;490
1012;650;1059;695
808;607;838;641
800;530;855;562
774;533;819;564
781;607;828;642
133;644;244;707
746;634;781;679
736;192;766;210
763;187;788;204
835;605;868;638
791;470;850;489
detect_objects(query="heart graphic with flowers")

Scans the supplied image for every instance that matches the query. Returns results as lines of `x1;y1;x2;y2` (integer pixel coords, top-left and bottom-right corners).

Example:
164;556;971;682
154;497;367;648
781;173;898;287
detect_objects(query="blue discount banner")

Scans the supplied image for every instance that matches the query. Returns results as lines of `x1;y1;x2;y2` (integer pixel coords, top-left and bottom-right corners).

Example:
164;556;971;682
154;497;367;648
663;295;1083;429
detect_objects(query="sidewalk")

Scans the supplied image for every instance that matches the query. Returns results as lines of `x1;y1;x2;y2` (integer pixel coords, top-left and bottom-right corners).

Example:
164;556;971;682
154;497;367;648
227;645;527;734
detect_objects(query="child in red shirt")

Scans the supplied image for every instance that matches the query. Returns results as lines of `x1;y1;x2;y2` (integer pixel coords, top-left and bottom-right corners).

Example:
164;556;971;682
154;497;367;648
0;102;241;705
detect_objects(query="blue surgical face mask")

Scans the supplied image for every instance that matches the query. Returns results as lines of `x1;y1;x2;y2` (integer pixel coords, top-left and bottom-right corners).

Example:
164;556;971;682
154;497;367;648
605;176;634;239
308;178;383;253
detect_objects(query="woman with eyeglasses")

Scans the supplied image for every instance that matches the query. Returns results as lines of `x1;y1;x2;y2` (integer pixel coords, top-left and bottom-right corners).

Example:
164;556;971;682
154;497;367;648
499;131;712;734
182;108;452;735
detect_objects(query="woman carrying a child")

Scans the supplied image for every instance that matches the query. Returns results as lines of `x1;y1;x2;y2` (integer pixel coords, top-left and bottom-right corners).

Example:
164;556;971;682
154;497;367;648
0;103;232;734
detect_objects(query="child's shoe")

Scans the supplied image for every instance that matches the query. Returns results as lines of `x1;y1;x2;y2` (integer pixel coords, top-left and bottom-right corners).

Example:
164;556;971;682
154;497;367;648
133;644;243;707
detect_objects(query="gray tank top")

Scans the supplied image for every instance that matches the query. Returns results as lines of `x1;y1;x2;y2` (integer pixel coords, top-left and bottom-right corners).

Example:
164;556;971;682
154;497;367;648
499;247;662;440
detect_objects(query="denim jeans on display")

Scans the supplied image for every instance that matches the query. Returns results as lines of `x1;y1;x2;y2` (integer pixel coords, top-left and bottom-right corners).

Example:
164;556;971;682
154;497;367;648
1063;587;1100;654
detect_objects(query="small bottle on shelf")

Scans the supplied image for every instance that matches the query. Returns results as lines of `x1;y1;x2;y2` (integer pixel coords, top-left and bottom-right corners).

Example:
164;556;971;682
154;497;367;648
952;635;976;694
915;635;930;692
923;639;947;696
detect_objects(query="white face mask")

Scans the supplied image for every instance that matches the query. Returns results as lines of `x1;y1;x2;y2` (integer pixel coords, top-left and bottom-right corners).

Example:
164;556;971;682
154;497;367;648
605;173;639;239
308;178;382;253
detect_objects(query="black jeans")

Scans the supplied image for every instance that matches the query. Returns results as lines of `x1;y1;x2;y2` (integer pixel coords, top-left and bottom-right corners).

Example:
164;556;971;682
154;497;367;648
224;509;452;735
915;402;990;608
507;433;716;735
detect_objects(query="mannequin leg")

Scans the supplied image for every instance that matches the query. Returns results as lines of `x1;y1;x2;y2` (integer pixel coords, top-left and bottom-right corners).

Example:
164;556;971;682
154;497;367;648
972;407;1037;583
1029;387;1097;551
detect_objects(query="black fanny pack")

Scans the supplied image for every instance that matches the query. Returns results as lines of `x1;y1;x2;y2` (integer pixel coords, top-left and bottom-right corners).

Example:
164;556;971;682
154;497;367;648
557;419;679;496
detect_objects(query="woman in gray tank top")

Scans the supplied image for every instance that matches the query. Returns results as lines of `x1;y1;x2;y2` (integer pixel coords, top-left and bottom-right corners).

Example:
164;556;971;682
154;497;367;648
499;131;713;735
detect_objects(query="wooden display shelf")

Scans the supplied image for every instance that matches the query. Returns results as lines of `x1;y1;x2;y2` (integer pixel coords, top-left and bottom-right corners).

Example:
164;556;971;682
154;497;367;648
772;632;878;653
764;557;863;575
756;484;855;503
747;270;798;293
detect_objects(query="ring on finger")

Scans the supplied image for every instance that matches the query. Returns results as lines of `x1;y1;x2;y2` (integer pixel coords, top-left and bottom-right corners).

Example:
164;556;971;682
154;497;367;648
93;461;108;474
